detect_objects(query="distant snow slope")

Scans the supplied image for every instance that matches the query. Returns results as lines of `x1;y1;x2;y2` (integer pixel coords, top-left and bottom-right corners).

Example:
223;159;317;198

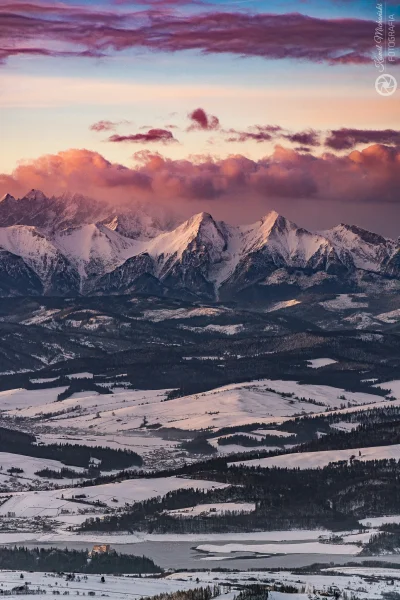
0;379;386;434
232;443;400;470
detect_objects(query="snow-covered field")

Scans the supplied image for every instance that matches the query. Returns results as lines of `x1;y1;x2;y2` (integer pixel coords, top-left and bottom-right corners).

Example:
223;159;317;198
1;567;398;600
0;376;398;555
231;444;400;470
319;294;369;311
307;358;337;369
0;452;86;489
0;378;389;433
0;571;198;600
0;379;387;446
168;570;400;599
0;476;227;520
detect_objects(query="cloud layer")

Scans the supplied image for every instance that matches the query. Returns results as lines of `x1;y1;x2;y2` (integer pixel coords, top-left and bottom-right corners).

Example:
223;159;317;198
1;1;391;66
1;145;399;213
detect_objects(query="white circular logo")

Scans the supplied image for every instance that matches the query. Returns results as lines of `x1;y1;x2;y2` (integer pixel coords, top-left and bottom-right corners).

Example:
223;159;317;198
375;74;397;96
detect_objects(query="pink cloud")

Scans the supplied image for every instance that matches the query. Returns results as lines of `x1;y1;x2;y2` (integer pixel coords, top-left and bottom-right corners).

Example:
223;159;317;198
90;120;119;132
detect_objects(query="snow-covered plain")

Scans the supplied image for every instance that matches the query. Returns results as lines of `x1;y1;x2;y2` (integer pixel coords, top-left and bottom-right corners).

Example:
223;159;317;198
2;567;400;600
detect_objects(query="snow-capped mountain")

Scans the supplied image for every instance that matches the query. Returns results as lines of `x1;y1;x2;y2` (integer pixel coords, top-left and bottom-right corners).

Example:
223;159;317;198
321;224;395;273
0;190;398;300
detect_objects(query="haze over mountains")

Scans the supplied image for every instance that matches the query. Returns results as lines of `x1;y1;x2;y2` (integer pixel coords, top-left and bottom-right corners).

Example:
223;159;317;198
0;189;399;301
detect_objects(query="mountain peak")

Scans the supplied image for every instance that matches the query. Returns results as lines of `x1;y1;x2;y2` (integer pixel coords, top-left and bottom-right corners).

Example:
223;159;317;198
23;189;47;202
0;193;16;203
188;211;214;226
329;223;391;246
258;210;299;238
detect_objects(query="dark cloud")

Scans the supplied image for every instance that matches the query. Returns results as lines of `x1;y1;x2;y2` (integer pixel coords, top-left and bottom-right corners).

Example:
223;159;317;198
224;124;400;152
188;108;220;131
283;129;320;146
108;128;177;143
325;128;400;150
0;2;387;66
225;125;281;143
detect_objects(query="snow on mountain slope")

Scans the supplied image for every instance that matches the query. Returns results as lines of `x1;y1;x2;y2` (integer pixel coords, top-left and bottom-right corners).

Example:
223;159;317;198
0;225;79;294
53;224;144;279
240;212;334;268
0;226;61;274
216;213;345;294
322;223;395;272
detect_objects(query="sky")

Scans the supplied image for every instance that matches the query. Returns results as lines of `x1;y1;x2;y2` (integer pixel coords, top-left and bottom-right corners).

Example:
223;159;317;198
0;0;399;235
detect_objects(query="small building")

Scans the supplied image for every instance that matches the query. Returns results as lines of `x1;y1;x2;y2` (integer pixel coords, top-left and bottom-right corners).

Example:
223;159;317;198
90;544;110;556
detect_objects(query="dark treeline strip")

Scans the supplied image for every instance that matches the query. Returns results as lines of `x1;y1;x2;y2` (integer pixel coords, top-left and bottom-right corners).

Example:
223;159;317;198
0;547;161;574
0;426;35;445
35;467;98;480
217;434;296;447
0;433;142;470
80;459;400;534
56;378;113;401
300;420;400;453
138;586;222;600
211;405;400;447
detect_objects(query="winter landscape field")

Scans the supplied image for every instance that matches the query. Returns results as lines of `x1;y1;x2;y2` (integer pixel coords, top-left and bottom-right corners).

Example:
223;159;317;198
0;197;399;597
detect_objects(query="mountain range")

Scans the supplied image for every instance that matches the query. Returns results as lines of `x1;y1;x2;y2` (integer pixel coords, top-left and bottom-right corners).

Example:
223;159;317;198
0;189;399;301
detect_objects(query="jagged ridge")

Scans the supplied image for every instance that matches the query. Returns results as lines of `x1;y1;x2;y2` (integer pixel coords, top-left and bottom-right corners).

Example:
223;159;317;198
0;190;398;299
